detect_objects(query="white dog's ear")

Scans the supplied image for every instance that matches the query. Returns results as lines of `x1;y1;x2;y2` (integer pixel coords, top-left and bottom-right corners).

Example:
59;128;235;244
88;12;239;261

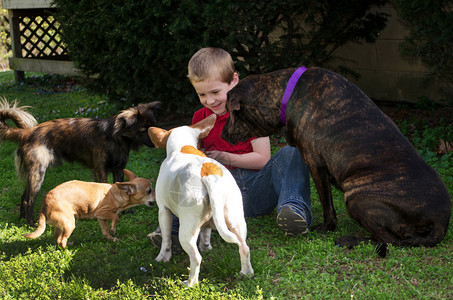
192;114;216;139
148;127;170;149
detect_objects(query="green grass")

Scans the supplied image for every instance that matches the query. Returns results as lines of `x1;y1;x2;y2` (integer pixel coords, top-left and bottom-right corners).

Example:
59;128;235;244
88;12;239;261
0;71;452;299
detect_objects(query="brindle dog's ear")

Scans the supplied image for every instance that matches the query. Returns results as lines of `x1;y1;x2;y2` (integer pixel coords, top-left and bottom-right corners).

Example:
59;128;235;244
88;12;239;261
229;99;240;111
227;91;240;111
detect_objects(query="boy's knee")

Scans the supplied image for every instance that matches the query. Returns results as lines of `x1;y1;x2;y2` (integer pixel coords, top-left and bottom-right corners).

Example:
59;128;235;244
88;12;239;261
276;145;296;156
276;146;303;163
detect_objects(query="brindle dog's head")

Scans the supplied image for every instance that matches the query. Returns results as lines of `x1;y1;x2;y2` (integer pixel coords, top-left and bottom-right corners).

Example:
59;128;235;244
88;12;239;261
221;70;292;144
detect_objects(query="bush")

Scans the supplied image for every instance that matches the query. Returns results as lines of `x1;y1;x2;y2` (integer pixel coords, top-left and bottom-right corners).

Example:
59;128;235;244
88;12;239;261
53;0;389;111
395;0;453;101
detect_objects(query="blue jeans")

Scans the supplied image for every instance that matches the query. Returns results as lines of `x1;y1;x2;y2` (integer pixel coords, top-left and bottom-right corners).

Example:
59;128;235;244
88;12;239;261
230;146;312;226
168;146;312;233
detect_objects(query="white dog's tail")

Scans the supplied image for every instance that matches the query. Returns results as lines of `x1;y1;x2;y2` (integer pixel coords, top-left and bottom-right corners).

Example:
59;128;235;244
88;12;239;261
201;163;240;245
22;213;46;239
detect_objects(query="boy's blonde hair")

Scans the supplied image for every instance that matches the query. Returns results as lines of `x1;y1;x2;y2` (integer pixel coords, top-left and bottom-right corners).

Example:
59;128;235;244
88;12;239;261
187;47;236;84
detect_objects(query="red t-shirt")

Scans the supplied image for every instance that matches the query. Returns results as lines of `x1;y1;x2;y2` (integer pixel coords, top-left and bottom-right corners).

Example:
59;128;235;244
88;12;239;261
192;107;256;169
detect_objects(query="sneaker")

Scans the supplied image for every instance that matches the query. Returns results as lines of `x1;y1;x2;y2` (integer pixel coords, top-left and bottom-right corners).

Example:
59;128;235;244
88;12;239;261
147;228;183;254
277;206;308;236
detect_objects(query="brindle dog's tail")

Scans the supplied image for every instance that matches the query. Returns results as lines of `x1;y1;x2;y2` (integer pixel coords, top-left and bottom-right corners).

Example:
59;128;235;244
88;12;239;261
0;98;37;143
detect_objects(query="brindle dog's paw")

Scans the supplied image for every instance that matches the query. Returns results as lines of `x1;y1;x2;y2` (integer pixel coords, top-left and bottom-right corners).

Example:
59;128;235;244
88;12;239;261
335;236;387;258
375;243;387;258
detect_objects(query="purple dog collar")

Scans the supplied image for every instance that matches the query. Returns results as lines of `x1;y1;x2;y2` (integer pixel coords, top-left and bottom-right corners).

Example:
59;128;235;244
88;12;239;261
280;66;307;125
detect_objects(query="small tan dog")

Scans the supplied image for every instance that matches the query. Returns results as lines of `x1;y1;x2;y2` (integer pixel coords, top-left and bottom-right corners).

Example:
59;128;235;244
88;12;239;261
148;114;254;287
23;169;155;249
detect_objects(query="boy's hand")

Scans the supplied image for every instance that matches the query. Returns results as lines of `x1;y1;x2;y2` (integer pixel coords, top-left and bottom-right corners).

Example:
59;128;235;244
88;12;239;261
205;150;221;160
205;150;230;166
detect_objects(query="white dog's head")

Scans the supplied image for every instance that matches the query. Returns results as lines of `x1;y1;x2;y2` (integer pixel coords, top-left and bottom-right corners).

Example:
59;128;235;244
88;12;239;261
147;114;216;154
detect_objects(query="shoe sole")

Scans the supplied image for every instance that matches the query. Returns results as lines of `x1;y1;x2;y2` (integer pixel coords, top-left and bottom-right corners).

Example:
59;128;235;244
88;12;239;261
277;206;308;236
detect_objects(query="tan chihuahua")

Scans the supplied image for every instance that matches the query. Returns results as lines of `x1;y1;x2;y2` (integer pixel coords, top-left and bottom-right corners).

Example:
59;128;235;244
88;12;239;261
23;169;155;249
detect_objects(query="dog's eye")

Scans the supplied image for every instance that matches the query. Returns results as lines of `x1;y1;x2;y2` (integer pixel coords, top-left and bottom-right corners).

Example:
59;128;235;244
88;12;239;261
147;188;152;195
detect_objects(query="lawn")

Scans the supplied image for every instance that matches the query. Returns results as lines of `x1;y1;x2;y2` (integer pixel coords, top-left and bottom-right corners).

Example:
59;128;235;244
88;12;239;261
0;71;452;299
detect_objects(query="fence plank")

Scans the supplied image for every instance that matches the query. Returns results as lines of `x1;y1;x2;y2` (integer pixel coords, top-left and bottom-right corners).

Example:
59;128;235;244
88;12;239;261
9;57;80;76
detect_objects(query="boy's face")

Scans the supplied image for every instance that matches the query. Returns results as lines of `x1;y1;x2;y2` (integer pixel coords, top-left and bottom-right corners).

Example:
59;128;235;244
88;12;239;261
192;73;239;115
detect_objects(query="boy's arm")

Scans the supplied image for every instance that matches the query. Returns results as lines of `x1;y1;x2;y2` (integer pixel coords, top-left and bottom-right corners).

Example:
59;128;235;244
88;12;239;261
205;136;271;170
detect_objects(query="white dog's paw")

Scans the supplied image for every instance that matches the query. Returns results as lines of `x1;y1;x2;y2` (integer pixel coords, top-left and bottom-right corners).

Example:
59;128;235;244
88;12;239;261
156;253;171;262
239;269;254;278
198;242;212;252
183;278;197;287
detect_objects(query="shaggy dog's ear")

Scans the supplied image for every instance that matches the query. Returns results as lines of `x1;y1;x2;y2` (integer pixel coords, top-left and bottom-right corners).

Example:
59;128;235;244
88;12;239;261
113;108;137;135
139;101;161;126
113;101;161;135
148;101;161;111
138;101;161;116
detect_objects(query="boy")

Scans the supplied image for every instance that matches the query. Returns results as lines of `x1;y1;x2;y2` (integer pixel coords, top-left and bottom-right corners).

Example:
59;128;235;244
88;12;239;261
149;47;312;249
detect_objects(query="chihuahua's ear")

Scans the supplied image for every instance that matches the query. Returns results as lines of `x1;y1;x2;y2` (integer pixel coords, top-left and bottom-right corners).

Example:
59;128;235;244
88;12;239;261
122;169;137;181
148;127;170;149
115;182;136;196
191;114;216;139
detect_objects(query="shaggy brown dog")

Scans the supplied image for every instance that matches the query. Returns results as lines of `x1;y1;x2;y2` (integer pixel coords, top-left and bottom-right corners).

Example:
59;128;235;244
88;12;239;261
0;99;160;226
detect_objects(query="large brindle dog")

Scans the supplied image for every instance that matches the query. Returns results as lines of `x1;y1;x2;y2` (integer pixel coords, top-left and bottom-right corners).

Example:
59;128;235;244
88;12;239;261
0;99;160;226
222;67;451;252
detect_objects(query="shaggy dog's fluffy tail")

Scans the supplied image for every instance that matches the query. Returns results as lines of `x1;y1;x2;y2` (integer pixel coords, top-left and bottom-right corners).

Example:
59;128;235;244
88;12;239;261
0;98;37;143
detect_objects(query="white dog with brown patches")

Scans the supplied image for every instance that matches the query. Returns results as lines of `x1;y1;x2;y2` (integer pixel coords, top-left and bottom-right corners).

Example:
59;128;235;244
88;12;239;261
147;114;254;287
